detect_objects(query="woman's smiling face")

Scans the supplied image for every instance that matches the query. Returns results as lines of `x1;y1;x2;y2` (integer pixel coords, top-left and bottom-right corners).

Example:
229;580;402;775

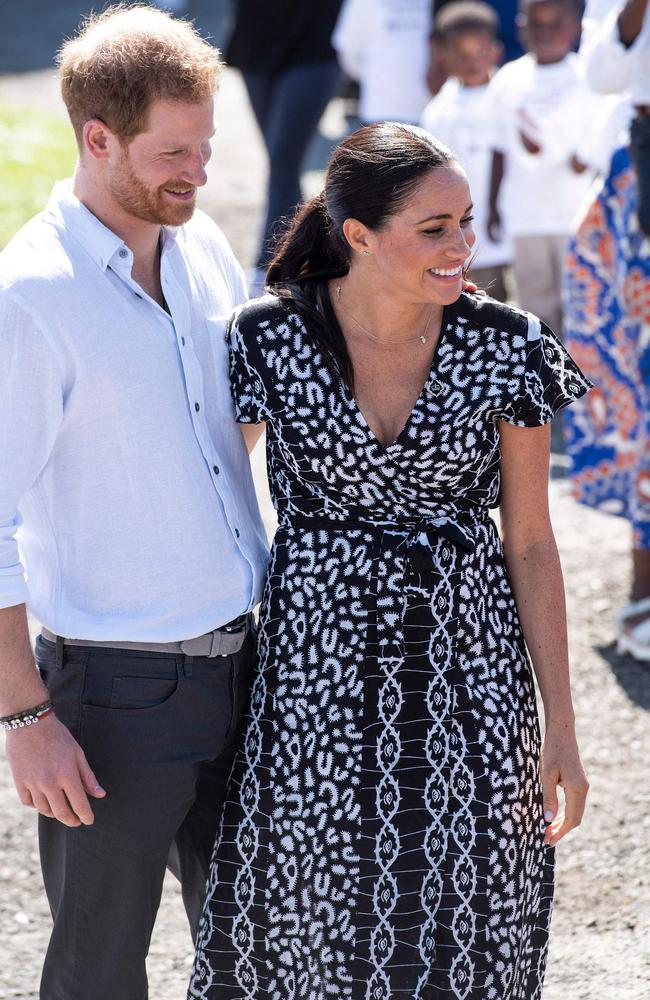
359;161;476;306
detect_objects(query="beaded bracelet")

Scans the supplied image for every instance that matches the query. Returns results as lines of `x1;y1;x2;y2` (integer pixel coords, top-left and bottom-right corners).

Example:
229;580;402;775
0;700;54;731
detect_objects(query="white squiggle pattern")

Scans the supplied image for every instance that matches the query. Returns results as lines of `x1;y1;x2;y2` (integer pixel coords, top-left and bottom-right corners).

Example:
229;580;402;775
189;292;590;1000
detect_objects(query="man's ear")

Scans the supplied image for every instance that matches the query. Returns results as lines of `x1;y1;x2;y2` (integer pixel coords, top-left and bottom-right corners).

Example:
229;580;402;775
82;118;115;161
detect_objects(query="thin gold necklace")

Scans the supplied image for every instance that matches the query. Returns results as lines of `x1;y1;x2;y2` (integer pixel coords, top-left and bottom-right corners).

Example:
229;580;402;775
335;282;435;347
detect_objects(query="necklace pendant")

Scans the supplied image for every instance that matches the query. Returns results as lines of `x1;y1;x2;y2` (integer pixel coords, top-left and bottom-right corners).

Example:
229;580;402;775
420;335;427;344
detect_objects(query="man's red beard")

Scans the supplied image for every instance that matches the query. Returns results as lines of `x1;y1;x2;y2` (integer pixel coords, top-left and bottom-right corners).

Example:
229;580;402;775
109;150;197;227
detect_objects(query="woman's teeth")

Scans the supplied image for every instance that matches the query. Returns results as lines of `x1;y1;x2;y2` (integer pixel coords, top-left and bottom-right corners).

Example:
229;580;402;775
429;266;462;277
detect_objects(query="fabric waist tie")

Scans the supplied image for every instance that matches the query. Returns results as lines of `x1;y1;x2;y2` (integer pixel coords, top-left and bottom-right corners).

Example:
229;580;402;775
41;612;252;659
281;513;478;558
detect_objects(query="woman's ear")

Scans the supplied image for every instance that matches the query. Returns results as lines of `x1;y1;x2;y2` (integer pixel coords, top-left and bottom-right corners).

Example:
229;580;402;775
342;217;373;257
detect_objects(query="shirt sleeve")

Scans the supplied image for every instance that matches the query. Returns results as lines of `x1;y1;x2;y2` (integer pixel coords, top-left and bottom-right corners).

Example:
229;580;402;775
227;304;272;425
485;71;509;154
332;0;368;81
225;246;249;309
503;314;593;427
0;289;63;608
582;3;647;95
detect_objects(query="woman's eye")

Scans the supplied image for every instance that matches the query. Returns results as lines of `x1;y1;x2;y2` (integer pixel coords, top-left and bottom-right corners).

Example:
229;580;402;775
423;227;444;237
461;216;475;226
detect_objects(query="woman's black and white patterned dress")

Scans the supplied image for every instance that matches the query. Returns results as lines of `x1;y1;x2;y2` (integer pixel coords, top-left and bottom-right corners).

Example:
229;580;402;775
190;291;590;1000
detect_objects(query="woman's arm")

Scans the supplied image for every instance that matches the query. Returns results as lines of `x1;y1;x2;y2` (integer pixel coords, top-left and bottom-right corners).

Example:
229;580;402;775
498;420;589;847
238;422;266;455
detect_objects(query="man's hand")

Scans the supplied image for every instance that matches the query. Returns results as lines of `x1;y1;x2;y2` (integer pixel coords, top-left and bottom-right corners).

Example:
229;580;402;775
6;712;106;826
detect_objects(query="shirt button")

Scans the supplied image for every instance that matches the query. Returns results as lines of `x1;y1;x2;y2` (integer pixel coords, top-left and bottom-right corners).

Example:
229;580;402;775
181;337;186;346
213;464;220;475
235;528;240;539
195;402;200;412
118;248;128;259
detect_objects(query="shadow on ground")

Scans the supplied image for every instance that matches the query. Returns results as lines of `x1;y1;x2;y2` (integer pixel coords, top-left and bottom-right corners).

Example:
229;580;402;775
596;642;650;710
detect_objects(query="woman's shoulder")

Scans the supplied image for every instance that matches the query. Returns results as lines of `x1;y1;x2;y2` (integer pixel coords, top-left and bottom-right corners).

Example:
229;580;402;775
455;291;535;338
231;291;300;333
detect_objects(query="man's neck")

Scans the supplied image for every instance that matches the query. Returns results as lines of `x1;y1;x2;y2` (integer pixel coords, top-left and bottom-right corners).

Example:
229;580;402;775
534;52;570;66
72;168;162;276
459;78;491;89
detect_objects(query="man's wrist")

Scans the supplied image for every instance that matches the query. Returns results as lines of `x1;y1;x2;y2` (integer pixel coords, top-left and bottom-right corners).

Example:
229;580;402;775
1;698;54;731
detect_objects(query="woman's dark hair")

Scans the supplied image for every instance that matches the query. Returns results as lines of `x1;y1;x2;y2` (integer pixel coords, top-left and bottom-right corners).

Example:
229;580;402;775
267;121;455;390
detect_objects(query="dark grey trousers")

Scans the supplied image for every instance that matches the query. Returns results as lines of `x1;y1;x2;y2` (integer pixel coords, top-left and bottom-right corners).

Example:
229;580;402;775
34;630;256;1000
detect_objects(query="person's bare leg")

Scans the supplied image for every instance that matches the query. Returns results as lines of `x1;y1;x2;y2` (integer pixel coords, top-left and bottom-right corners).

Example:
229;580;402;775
631;548;650;602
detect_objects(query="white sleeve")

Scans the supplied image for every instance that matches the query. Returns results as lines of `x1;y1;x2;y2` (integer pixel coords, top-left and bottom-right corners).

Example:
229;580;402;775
420;98;444;136
485;73;509;154
0;289;63;609
582;3;646;94
332;0;369;81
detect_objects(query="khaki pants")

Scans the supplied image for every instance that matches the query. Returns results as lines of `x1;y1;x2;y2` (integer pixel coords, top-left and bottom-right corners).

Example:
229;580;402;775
512;233;568;338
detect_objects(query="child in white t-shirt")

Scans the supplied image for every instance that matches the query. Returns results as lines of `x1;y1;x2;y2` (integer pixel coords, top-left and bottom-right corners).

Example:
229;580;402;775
421;2;512;301
487;0;600;336
332;0;432;124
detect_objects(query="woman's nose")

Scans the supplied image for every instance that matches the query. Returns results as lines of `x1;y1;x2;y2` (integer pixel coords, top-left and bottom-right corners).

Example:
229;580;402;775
446;226;474;258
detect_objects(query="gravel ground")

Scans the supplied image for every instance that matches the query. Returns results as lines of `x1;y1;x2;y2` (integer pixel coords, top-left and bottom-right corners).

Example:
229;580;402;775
1;58;649;1000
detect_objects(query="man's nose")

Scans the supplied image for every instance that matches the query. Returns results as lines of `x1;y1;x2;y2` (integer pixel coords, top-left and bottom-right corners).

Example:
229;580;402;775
183;152;208;188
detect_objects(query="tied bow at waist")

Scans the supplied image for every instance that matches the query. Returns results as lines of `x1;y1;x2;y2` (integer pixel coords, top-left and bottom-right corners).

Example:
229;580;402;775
281;513;478;566
280;512;483;663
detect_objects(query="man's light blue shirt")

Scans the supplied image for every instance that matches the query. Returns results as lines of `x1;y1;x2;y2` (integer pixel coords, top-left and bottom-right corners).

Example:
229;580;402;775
0;181;268;641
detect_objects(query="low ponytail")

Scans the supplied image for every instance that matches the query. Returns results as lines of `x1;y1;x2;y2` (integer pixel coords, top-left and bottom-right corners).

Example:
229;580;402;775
267;192;354;390
264;123;454;392
267;191;347;286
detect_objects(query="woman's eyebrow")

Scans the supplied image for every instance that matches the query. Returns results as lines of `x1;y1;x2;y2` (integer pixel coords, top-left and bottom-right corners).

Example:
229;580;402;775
415;204;474;224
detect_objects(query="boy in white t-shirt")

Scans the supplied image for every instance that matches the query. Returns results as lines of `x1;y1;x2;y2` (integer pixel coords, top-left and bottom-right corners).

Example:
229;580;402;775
487;0;599;335
422;2;512;301
332;0;432;124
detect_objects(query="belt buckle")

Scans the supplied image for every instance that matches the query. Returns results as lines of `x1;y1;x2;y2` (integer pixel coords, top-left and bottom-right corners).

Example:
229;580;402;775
213;619;249;657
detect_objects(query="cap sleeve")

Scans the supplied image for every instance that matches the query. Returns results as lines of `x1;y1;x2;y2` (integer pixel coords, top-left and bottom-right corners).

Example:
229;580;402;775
227;305;271;424
503;314;592;427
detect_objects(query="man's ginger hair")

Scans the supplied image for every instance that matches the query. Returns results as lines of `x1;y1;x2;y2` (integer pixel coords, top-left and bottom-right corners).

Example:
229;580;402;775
57;4;222;146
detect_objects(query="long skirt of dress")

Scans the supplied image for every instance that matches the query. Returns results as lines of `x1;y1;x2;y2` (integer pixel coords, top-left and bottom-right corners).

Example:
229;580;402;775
187;291;589;1000
564;146;650;548
189;517;554;1000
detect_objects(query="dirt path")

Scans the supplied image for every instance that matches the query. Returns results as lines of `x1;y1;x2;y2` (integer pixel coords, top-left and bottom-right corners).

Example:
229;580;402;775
0;63;649;1000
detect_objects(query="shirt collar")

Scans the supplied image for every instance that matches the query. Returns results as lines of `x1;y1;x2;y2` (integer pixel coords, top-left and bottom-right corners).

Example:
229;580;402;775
45;179;179;272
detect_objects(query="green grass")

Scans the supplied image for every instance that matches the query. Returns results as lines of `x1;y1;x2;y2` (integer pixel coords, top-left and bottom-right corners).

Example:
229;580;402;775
0;103;76;247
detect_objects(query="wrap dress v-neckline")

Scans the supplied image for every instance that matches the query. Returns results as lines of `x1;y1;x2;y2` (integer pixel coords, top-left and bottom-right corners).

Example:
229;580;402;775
189;291;591;1000
343;304;449;452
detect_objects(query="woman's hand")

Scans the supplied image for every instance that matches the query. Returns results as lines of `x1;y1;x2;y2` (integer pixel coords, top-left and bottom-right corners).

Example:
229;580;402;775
462;278;485;296
541;722;589;847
